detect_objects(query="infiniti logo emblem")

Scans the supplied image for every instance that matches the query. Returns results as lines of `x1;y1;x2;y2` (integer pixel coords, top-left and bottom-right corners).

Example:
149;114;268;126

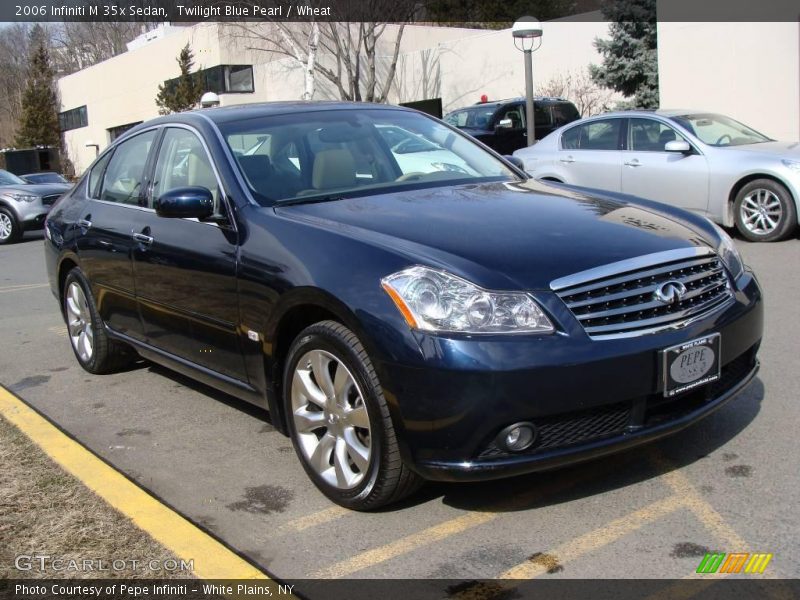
654;280;688;305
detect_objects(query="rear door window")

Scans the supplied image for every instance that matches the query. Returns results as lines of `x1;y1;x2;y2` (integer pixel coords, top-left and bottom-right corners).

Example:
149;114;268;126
100;130;157;206
561;119;622;151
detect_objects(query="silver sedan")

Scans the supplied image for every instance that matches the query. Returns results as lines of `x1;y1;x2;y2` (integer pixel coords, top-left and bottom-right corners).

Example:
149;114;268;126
513;110;800;242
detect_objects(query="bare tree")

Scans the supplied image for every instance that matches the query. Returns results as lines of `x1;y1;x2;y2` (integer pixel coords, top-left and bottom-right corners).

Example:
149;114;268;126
0;24;33;147
539;68;616;117
49;22;150;76
229;19;409;103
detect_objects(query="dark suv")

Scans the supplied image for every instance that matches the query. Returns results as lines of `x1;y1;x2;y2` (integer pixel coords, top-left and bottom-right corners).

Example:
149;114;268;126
444;97;580;154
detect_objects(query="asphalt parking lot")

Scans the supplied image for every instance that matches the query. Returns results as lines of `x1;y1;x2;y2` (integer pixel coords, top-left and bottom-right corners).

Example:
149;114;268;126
1;229;798;581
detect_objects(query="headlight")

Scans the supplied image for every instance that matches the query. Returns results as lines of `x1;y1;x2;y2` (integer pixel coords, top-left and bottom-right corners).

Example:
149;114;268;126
707;220;744;280
782;159;800;173
6;192;38;203
381;266;554;334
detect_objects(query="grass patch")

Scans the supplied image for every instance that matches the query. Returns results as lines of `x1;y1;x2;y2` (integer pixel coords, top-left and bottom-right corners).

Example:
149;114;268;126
0;415;194;579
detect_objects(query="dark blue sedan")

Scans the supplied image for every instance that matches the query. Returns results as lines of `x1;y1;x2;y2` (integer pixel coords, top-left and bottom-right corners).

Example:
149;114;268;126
44;103;763;510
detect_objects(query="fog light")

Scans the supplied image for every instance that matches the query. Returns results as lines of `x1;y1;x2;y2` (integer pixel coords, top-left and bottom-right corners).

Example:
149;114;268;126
497;422;537;452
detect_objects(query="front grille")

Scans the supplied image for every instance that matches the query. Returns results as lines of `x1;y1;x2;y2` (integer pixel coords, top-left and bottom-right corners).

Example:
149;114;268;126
555;253;733;338
41;194;61;206
477;403;631;459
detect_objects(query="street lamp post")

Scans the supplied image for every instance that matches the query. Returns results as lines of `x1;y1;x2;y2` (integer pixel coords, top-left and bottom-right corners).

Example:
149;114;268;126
512;17;543;146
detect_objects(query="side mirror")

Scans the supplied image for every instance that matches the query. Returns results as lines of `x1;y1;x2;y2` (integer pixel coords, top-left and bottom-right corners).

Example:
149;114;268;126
504;155;525;170
496;118;513;130
155;186;214;219
665;140;692;154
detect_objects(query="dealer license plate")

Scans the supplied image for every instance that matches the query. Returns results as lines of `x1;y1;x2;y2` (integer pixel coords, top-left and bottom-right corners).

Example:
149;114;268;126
661;333;721;398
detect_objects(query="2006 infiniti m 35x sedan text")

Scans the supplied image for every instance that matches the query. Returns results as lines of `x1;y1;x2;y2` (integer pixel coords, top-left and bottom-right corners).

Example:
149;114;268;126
44;103;763;509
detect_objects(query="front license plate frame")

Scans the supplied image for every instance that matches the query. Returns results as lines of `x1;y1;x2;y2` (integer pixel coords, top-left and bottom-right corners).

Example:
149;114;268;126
661;333;721;398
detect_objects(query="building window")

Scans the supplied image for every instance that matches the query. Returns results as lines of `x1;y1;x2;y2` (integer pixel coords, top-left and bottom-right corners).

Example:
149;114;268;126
58;105;88;131
162;65;254;97
108;122;143;142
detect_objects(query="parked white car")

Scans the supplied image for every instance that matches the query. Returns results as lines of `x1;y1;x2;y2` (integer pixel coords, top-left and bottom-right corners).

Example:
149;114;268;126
513;110;800;242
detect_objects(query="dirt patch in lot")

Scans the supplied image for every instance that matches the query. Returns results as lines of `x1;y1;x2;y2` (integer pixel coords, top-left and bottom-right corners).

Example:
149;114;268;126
0;415;193;579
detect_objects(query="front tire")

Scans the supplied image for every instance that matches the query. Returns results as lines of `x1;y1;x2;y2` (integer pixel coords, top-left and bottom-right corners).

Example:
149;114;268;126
0;208;21;245
734;179;796;242
283;320;422;510
63;269;135;374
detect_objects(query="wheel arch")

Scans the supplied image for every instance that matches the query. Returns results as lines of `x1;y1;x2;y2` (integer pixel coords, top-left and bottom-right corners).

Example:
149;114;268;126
56;254;80;314
263;288;385;435
728;173;798;228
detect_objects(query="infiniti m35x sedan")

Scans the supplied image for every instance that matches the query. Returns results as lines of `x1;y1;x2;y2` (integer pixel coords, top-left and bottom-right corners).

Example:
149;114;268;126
514;110;800;242
45;103;763;509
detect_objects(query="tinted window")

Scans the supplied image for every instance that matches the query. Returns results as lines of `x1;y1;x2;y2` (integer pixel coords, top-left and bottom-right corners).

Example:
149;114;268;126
629;118;686;151
498;105;525;129
152;128;220;213
561;119;621;151
88;152;112;198
100;130;156;206
220;109;515;205
444;106;497;129
552;103;580;125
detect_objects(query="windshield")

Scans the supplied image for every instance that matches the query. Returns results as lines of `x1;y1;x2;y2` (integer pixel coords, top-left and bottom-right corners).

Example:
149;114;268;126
221;108;517;205
443;106;498;130
670;113;772;147
0;169;27;185
25;173;67;184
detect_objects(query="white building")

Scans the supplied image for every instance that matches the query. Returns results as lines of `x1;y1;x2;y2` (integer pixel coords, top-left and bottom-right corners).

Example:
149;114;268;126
57;19;612;173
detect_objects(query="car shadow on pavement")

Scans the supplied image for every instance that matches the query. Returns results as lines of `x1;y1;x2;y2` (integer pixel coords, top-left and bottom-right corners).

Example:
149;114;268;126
144;361;276;425
417;377;765;514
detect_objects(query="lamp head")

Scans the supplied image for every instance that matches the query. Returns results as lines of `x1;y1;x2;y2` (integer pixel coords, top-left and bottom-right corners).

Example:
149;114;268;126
512;17;543;39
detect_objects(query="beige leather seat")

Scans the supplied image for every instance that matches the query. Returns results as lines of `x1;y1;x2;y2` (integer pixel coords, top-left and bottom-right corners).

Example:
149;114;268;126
311;149;357;192
187;152;219;211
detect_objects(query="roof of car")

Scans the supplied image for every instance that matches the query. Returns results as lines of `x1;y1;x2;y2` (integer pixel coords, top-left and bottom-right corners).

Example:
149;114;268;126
185;101;412;125
583;109;706;119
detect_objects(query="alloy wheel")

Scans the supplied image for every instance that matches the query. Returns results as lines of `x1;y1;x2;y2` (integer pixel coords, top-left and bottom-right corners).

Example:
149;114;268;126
291;349;372;490
65;282;94;363
740;188;783;236
0;213;12;240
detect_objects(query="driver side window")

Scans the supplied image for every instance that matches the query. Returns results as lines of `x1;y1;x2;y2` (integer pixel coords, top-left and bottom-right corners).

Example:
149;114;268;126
100;130;157;206
151;128;221;214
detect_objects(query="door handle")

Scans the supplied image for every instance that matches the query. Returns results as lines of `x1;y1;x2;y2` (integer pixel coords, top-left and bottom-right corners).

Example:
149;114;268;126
77;218;92;229
132;232;154;245
559;156;575;163
624;159;642;167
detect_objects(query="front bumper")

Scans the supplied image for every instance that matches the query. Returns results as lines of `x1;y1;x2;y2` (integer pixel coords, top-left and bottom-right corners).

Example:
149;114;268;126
380;270;763;482
4;197;52;230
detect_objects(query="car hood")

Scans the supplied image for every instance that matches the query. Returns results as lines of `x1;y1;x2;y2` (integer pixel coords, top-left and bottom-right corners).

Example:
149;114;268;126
0;182;72;196
276;180;715;291
718;140;800;158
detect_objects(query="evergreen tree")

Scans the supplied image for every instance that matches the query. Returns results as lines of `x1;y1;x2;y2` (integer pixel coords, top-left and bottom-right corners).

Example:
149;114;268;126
16;25;61;148
155;44;203;115
589;0;659;109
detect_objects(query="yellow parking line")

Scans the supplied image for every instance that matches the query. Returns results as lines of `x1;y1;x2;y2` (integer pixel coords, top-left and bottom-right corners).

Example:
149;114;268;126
499;494;685;579
312;459;625;578
0;283;49;293
650;453;749;550
0;385;276;584
278;506;350;534
313;510;496;578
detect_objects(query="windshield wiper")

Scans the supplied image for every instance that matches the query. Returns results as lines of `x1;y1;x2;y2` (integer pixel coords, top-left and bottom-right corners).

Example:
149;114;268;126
279;194;347;207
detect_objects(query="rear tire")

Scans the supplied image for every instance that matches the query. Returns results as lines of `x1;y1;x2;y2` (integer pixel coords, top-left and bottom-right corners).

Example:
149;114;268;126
734;179;796;242
63;268;136;374
0;208;21;245
283;320;422;510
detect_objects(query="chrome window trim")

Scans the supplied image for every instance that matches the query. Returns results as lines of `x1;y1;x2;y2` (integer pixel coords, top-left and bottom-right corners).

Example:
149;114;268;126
550;246;715;291
194;111;260;207
94;123;236;230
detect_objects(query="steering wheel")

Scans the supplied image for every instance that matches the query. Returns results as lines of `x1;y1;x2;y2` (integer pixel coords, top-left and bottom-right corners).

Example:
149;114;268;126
396;172;426;182
715;134;732;145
